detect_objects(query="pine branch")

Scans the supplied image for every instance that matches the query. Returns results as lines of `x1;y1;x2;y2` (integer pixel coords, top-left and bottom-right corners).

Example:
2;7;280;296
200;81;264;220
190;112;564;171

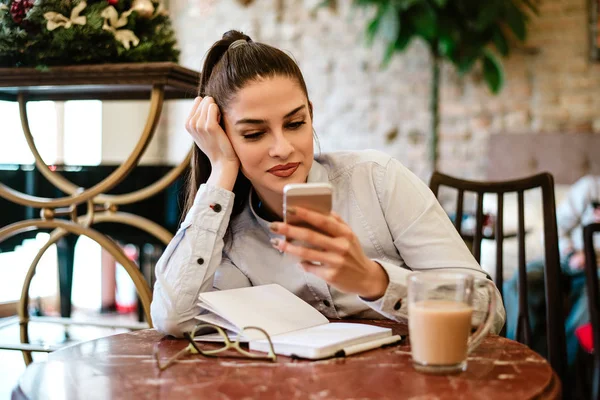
0;0;179;67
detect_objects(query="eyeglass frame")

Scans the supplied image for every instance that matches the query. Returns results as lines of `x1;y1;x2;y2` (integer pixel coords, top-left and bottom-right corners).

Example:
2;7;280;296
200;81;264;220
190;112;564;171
153;323;277;371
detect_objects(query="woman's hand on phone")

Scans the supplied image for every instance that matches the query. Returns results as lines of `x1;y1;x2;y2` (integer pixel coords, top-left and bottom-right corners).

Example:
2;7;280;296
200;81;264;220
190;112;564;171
185;97;239;189
269;207;389;300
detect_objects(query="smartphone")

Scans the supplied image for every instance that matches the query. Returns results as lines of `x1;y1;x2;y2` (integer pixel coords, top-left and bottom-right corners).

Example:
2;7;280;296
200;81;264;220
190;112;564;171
283;183;333;228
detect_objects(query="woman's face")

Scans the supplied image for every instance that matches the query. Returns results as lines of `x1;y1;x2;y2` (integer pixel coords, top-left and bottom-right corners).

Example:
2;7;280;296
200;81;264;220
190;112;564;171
223;75;314;197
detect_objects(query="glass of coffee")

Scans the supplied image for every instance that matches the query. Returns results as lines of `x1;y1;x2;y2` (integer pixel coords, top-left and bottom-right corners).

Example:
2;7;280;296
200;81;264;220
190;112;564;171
407;271;497;374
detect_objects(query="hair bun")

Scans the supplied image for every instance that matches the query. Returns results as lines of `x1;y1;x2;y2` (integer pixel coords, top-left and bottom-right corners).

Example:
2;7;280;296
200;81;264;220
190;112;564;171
222;30;252;44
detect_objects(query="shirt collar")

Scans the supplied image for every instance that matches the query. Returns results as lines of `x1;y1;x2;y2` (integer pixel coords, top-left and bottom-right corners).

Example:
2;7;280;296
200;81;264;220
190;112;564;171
307;157;329;183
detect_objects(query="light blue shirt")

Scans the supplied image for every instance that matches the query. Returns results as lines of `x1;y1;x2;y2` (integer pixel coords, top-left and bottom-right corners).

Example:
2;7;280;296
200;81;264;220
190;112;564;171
556;175;600;256
151;150;506;337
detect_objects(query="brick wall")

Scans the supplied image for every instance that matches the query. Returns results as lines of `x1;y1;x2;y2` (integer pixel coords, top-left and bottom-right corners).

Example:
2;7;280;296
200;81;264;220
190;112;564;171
164;0;600;180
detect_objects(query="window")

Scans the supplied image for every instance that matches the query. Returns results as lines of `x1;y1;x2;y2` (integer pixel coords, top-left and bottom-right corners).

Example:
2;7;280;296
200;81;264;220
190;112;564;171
0;100;103;306
0;99;102;165
0;100;57;165
63;101;102;165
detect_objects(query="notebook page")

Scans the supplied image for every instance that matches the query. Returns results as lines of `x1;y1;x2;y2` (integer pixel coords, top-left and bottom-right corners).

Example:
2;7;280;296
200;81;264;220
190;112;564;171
196;299;240;333
198;284;329;340
194;313;240;334
197;299;220;315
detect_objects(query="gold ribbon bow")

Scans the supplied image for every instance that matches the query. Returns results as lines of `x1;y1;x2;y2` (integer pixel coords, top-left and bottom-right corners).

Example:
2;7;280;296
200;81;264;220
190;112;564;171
44;1;87;31
153;2;169;17
101;6;139;50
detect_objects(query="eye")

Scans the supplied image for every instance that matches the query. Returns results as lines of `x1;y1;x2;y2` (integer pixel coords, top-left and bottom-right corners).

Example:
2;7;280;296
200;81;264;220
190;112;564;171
286;121;306;130
243;132;264;140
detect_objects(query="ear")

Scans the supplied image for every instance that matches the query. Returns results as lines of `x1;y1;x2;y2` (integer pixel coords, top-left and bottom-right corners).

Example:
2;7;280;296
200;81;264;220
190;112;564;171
308;101;314;120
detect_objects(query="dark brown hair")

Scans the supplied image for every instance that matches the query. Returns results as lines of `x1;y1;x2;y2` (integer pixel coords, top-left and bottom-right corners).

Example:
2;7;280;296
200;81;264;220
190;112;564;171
183;30;312;222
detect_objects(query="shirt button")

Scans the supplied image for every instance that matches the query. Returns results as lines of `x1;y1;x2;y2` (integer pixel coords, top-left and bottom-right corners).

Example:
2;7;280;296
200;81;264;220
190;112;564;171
393;300;402;310
197;258;204;265
211;203;222;213
323;300;331;307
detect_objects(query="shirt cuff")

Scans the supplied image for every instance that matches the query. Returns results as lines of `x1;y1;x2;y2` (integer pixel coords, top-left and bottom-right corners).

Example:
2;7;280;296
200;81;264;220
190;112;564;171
360;258;412;321
181;184;235;235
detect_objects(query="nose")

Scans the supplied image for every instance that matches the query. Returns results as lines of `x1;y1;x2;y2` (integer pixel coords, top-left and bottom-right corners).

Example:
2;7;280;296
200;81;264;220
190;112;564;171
269;131;294;160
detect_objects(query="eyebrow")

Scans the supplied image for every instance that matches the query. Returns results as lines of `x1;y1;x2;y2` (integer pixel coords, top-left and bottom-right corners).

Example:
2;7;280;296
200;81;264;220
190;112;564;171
235;105;306;125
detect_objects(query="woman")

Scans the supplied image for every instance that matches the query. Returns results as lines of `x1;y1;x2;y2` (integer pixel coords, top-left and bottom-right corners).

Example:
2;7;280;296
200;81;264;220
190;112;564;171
150;30;505;337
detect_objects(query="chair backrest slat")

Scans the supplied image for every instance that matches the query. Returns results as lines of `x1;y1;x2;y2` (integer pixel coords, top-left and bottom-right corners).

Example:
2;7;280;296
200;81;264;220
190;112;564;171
455;190;464;234
473;193;484;263
539;175;566;383
429;171;567;389
516;190;532;345
495;193;504;299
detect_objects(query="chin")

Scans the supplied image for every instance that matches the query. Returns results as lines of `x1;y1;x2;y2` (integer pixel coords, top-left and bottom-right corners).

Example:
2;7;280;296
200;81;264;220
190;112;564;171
265;171;308;193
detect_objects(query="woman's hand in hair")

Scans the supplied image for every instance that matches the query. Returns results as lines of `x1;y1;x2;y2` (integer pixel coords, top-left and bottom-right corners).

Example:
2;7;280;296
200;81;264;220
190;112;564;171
269;207;389;300
186;96;239;190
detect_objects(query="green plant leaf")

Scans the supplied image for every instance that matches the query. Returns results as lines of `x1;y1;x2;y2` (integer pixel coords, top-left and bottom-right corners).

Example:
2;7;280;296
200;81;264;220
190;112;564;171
474;3;501;31
482;50;504;93
409;2;437;41
431;0;448;7
492;26;509;56
437;15;460;57
505;1;527;41
453;40;483;75
396;0;425;11
457;54;478;75
438;34;455;57
379;2;400;42
394;23;414;51
382;40;396;67
366;12;383;45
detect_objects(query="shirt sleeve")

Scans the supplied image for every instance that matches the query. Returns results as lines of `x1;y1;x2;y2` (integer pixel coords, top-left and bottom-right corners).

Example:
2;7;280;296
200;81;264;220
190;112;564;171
360;158;506;334
150;184;251;337
556;176;593;256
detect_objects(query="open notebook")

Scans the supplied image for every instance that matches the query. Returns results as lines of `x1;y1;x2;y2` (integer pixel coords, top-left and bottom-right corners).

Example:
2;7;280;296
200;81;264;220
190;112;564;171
194;284;402;360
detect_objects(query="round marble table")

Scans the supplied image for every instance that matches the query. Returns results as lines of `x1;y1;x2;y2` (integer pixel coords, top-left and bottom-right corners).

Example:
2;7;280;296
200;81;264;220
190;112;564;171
13;320;560;400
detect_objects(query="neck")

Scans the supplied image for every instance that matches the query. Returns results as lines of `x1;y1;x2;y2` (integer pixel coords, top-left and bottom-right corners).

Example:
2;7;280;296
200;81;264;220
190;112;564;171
253;188;283;222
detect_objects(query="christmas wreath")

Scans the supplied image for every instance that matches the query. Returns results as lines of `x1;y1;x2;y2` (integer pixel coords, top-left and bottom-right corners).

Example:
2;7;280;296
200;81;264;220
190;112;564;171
0;0;180;68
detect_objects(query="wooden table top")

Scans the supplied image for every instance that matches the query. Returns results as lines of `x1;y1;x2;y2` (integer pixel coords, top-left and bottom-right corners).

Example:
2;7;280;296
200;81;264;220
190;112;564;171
0;62;200;101
13;320;560;400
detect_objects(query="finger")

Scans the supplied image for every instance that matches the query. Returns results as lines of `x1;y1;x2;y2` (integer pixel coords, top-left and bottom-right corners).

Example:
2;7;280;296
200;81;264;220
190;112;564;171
271;238;343;266
190;97;207;132
288;207;352;238
206;103;222;134
300;261;338;283
330;211;345;223
196;97;212;132
185;97;203;132
209;102;222;124
271;222;350;254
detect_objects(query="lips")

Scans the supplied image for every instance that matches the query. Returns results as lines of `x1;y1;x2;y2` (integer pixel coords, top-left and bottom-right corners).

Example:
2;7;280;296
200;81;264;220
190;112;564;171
268;162;300;178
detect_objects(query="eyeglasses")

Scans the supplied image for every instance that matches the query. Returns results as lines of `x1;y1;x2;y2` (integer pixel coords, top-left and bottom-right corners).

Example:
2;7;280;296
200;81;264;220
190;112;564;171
153;323;277;371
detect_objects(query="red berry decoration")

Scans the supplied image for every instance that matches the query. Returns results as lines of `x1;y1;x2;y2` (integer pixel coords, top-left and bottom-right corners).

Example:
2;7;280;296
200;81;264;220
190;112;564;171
108;0;118;5
9;0;35;25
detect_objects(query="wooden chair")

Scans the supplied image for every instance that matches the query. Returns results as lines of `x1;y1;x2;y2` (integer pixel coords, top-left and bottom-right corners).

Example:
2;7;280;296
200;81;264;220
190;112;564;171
429;171;568;387
582;223;600;400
